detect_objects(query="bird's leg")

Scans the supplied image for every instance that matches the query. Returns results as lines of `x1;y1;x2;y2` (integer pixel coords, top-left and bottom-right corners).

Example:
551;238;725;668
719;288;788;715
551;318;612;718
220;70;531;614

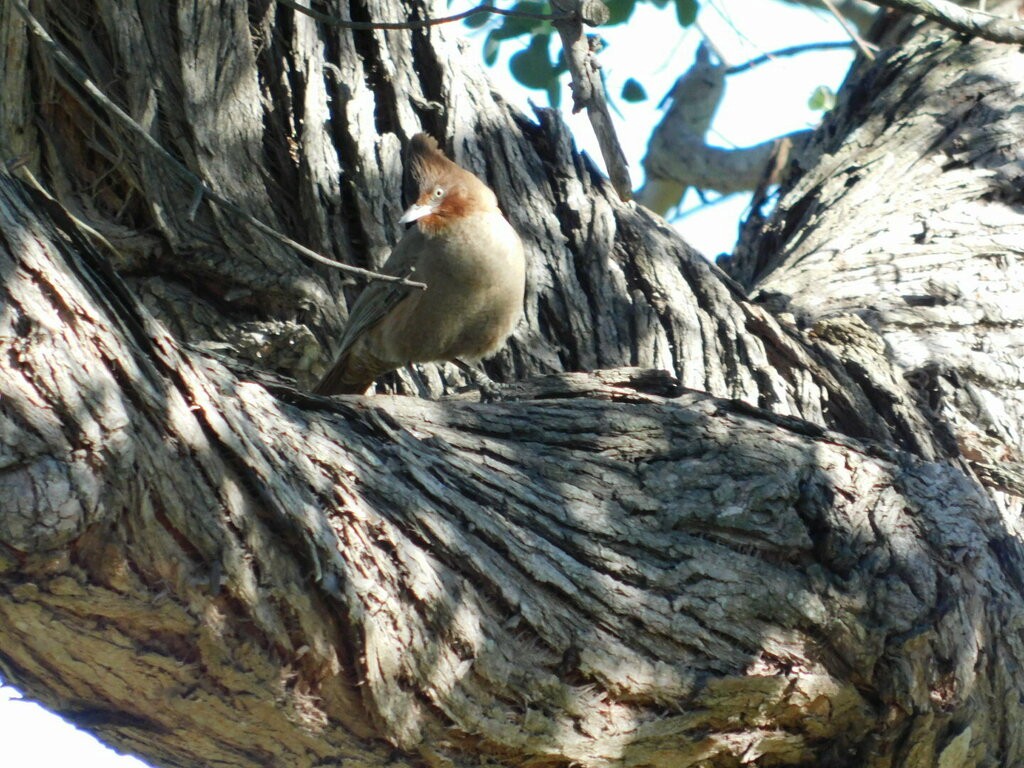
454;360;505;402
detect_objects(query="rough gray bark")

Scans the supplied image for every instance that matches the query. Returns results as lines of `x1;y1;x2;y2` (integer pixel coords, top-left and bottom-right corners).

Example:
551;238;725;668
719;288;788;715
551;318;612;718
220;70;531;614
1;1;1024;767
728;7;1024;513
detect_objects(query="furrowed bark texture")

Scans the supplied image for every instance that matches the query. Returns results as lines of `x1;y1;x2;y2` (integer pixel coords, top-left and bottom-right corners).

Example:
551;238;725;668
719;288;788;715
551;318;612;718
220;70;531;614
5;173;1024;766
2;1;1024;767
729;8;1024;517
0;0;870;417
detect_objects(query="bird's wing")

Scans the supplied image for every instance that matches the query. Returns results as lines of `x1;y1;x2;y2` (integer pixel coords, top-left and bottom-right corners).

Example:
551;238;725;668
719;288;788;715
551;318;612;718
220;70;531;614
333;227;428;358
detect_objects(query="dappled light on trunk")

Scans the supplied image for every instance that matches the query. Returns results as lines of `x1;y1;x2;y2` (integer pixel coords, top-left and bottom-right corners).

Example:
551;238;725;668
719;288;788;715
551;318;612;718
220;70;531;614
2;1;1024;766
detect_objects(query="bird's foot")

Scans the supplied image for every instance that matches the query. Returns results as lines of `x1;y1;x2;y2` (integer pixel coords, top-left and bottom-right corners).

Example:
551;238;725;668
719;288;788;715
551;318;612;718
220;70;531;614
454;360;506;402
477;377;507;403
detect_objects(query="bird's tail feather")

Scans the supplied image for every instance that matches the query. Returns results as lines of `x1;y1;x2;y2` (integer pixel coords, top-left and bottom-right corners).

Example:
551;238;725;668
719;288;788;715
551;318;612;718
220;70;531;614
313;346;394;396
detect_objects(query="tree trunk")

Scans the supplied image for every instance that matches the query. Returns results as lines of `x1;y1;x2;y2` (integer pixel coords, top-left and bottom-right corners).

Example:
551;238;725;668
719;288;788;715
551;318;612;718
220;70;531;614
1;1;1023;767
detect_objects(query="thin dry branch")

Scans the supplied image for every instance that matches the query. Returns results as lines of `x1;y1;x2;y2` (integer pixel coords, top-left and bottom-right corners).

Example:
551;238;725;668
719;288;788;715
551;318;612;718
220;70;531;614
822;0;877;59
275;0;575;29
551;0;633;201
12;0;426;289
726;41;855;75
870;0;1024;43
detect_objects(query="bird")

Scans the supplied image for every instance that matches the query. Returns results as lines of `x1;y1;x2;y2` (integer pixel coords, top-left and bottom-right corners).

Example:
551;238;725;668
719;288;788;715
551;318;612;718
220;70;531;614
313;133;526;397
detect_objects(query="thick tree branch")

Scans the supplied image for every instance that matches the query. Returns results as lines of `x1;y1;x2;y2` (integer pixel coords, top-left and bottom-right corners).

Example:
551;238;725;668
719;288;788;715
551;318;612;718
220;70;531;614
640;130;810;206
730;2;1024;504
636;44;724;214
4;168;1024;767
637;45;814;216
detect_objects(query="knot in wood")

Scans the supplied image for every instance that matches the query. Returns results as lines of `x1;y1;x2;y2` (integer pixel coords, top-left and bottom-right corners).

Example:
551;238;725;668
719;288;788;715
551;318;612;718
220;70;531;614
580;0;610;26
552;0;610;27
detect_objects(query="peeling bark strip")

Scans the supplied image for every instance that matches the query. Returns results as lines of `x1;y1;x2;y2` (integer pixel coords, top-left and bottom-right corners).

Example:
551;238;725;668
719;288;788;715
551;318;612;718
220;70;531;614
2;171;1024;767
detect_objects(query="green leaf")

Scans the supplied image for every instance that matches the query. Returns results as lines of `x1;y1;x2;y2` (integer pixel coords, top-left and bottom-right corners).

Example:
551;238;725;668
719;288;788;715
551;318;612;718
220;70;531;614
490;1;550;40
554;47;568;75
509;34;555;90
483;31;501;66
463;10;490;28
547;79;562;108
674;0;697;26
621;78;647;102
808;84;837;111
649;0;670;7
603;0;636;26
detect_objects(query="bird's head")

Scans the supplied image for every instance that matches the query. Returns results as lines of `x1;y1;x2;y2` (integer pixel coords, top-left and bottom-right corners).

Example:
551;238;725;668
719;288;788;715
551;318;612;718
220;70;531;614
399;133;499;235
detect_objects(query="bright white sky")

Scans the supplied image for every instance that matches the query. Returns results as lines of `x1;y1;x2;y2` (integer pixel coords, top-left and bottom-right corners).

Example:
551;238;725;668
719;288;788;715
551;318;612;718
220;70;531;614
0;1;853;765
478;0;854;257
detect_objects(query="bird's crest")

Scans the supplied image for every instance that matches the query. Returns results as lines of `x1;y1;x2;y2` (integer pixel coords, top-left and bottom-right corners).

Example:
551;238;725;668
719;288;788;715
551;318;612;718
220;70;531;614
408;133;457;188
403;133;499;233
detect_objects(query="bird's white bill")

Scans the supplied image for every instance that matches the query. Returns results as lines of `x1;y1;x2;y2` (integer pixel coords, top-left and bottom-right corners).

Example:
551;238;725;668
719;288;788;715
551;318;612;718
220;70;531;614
399;203;434;224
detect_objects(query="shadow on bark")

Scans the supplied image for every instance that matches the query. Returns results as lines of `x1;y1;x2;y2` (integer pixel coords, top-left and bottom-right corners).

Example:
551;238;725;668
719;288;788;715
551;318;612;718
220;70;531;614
3;145;1024;765
3;1;1024;765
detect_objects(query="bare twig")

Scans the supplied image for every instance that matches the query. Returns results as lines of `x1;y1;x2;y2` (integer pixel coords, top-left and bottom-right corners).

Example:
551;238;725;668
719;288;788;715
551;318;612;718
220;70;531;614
277;0;1024;46
822;0;877;59
701;0;760;53
550;0;632;200
275;0;576;30
13;0;427;289
726;41;855;75
869;0;1024;44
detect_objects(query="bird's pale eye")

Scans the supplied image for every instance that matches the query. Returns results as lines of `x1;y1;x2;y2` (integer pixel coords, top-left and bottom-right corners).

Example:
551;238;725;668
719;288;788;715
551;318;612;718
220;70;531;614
433;187;444;198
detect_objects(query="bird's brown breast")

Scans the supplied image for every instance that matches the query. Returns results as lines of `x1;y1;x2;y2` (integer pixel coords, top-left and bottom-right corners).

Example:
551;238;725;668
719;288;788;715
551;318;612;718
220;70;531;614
313;132;526;396
375;210;525;364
